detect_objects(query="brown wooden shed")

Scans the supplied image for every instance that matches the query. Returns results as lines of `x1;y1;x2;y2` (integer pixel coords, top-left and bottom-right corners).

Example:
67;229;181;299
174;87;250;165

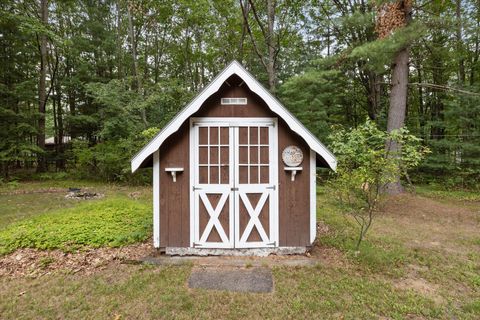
131;61;336;255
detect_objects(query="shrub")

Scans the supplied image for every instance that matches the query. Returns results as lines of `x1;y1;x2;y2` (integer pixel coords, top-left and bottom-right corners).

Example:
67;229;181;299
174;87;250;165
69;127;159;183
328;120;429;250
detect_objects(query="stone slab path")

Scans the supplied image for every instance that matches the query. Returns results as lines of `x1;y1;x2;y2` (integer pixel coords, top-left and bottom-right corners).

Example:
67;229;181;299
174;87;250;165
139;254;318;268
188;267;273;293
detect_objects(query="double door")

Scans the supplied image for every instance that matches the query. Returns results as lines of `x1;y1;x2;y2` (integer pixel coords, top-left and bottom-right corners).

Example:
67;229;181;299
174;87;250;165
190;118;278;248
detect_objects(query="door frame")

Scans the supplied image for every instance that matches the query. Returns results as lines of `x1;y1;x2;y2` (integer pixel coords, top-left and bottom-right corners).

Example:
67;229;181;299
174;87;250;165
189;117;279;248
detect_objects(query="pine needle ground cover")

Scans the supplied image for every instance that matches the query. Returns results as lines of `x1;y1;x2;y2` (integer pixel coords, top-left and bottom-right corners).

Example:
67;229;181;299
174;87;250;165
0;197;151;255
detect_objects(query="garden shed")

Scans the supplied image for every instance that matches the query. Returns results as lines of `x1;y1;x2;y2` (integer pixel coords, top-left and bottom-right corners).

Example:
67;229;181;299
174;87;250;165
131;61;337;255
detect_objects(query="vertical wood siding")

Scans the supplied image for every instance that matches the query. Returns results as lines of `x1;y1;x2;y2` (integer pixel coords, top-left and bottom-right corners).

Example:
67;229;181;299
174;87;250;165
159;122;190;247
158;75;312;247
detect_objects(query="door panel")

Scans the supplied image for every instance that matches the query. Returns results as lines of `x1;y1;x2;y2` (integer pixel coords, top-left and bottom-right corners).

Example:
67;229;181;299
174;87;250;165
192;119;277;249
234;124;277;248
193;123;234;248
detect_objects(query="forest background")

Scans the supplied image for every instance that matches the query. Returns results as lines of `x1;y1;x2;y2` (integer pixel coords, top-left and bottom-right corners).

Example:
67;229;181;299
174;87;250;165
1;0;478;189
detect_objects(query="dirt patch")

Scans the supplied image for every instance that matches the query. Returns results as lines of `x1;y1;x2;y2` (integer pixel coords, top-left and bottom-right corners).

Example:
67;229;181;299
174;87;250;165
384;192;478;217
392;263;445;305
377;193;479;256
394;277;444;304
308;221;351;269
0;242;154;278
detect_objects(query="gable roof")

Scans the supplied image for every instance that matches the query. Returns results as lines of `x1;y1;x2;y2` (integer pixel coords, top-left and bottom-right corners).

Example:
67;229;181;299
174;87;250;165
131;60;337;172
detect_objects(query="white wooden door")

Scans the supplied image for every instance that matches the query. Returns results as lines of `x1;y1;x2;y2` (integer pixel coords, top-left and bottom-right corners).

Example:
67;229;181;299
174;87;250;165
191;118;278;249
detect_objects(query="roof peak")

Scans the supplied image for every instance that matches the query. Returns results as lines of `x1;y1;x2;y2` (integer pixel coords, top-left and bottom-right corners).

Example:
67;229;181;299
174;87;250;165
131;61;336;172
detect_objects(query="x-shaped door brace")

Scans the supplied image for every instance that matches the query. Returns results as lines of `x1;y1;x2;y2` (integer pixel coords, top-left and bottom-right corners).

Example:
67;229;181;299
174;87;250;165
239;192;270;244
199;192;230;244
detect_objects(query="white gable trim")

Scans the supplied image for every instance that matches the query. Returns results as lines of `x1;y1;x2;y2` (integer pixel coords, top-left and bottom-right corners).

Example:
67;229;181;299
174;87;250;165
131;60;337;172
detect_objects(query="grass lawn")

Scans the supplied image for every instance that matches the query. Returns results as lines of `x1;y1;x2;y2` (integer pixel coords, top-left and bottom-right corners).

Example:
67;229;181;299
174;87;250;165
0;180;479;319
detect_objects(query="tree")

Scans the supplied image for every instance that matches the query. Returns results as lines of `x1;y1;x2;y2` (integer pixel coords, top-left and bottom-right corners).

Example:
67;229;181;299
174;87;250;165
126;1;147;128
376;0;413;194
240;0;278;92
329;120;429;250
36;0;49;172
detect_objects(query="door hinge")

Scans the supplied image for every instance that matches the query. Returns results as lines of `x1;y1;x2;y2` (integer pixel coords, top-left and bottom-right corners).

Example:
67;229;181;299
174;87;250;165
192;242;202;248
266;185;276;190
267;241;276;246
193;186;202;191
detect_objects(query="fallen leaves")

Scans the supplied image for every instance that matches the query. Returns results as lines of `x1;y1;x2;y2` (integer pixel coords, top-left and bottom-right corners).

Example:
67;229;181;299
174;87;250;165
0;242;153;278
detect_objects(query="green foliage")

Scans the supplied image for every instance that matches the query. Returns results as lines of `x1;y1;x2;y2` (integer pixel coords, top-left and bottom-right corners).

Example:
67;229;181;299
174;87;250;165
317;186;408;273
69;127;160;183
418;85;480;188
0;197;151;255
328;120;429;249
1;0;479;187
350;22;427;73
278;59;358;140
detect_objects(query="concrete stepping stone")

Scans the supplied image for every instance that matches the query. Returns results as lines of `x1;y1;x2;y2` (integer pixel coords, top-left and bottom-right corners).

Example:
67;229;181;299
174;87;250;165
188;267;273;293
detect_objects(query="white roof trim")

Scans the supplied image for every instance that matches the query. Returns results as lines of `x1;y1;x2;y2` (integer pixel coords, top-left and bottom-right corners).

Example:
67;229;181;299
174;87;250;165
131;60;337;172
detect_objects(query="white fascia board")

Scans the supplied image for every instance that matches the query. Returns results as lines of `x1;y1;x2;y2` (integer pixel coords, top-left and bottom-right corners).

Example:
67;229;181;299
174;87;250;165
131;60;337;172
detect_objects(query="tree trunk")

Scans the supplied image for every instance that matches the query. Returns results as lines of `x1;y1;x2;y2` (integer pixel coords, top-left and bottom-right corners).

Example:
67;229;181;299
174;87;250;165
56;81;65;170
127;2;147;127
266;0;276;93
377;0;412;194
366;71;382;120
116;0;123;79
36;0;48;173
456;0;465;84
238;0;249;63
385;47;409;194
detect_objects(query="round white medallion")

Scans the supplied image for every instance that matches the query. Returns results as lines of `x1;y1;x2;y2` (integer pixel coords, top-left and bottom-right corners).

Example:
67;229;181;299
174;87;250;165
282;146;303;167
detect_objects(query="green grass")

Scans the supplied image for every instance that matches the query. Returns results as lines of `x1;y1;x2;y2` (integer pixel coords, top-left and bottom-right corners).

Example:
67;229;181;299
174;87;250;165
0;197;151;255
0;264;443;319
414;185;480;202
0;181;478;319
0;179;151;228
316;186;409;275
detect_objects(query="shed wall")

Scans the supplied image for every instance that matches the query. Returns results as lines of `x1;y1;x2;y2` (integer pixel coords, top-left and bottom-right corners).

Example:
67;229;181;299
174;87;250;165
158;77;312;247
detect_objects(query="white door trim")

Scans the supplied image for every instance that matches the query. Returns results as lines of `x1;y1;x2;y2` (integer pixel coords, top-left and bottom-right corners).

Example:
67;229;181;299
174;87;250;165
190;121;234;248
190;117;278;249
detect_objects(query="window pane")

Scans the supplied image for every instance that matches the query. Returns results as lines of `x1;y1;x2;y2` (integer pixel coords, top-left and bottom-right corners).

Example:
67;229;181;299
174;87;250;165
250;146;258;164
260;127;268;144
250;166;259;184
210;166;219;184
210;147;219;164
239;146;248;164
260;146;269;164
249;127;258;144
220;127;229;144
199;147;208;164
210;127;218;144
199;127;208;144
239;166;248;184
199;166;208;184
239;127;248;144
220;166;229;184
260;166;269;183
220;146;229;165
